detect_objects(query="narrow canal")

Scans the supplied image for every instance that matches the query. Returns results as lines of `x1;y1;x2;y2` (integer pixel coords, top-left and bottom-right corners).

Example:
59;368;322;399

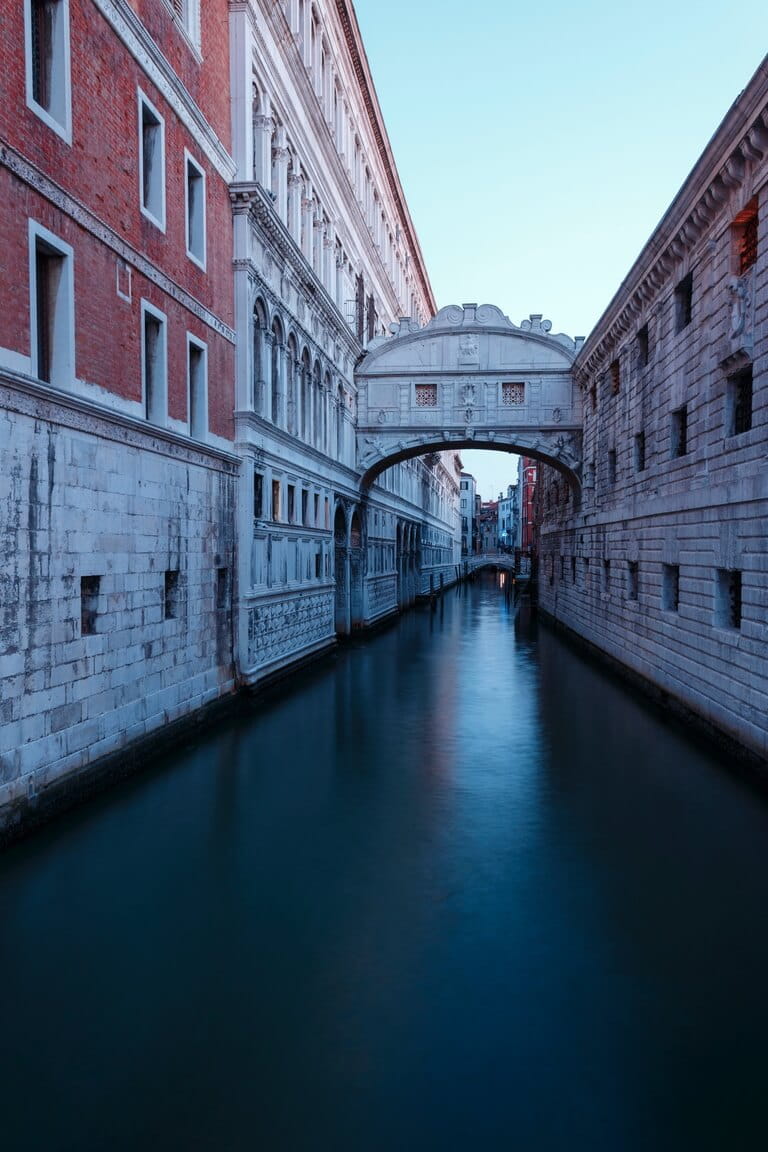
1;575;767;1151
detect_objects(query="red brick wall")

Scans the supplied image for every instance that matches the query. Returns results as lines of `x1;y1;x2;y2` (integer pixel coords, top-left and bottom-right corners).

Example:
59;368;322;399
0;0;234;438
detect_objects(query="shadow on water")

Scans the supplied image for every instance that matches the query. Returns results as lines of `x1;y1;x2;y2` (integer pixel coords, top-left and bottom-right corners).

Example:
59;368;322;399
1;573;767;1151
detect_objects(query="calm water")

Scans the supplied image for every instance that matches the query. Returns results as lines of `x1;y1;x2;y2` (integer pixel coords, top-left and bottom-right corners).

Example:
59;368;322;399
1;577;767;1151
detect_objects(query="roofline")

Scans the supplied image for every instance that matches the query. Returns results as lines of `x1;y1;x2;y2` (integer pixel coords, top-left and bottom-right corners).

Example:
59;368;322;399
336;1;437;316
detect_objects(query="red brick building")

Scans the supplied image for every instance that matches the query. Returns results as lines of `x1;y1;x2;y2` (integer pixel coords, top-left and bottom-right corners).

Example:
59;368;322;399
0;1;238;831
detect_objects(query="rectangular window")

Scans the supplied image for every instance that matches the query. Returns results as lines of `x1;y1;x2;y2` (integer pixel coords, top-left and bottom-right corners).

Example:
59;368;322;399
715;569;742;630
607;448;617;486
301;489;309;526
634;430;646;473
185;151;206;268
590;383;597;412
25;0;71;141
272;479;281;521
187;335;207;440
603;559;611;593
501;382;525;406
138;91;166;229
169;0;200;49
583;557;590;588
314;493;320;526
253;471;264;519
287;484;296;524
80;575;100;636
610;359;620;395
662;564;680;612
560;555;565;581
315;551;322;580
627;561;639;601
727;365;753;436
571;555;577;583
30;222;74;388
164;570;180;620
637;324;650;368
671;406;688;458
733;197;758;276
141;302;167;425
415;383;437;407
675;272;693;333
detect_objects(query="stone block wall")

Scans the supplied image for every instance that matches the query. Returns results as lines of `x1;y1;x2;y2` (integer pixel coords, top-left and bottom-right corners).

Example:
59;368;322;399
537;65;768;759
0;374;238;832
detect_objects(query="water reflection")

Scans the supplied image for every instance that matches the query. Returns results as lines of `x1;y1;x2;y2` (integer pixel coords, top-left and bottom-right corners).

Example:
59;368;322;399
0;575;767;1151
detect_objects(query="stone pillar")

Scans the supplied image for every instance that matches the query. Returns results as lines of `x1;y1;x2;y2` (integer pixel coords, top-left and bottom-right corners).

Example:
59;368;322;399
264;331;275;423
272;126;289;224
335;248;344;307
253;315;270;415
230;10;254;180
288;171;302;243
301;192;314;263
253;109;274;189
323;227;334;294
313;215;324;279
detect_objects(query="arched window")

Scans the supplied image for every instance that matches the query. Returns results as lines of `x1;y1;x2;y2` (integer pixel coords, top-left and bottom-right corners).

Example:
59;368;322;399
300;348;311;441
336;383;345;459
252;299;267;412
271;317;283;427
286;334;298;435
312;360;321;448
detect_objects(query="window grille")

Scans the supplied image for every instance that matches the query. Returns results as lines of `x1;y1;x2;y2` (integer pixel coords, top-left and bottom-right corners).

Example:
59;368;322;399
415;384;437;408
501;382;525;406
735;200;758;275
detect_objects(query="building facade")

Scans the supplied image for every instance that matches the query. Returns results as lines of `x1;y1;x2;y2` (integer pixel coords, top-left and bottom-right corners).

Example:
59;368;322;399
497;484;519;552
459;471;477;555
1;0;239;822
536;57;768;759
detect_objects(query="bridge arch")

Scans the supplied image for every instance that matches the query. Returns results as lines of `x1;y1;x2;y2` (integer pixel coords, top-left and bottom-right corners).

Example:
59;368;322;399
354;303;584;494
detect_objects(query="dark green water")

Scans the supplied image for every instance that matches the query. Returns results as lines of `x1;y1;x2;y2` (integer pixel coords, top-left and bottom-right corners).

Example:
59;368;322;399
1;576;767;1151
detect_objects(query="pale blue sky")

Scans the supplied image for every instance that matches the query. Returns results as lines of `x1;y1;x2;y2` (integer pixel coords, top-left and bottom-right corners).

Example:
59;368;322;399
356;1;766;499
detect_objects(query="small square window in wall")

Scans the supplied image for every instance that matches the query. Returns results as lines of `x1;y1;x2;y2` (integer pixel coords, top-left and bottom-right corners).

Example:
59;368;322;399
671;406;688;458
662;564;680;613
607;448;617;485
164;570;180;620
80;575;100;636
727;365;753;436
25;0;72;142
634;430;646;473
185;151;206;268
138;91;166;230
733;197;758;276
715;568;742;630
674;272;693;333
502;382;525;406
637;324;650;368
627;561;639;601
610;359;620;395
415;383;437;407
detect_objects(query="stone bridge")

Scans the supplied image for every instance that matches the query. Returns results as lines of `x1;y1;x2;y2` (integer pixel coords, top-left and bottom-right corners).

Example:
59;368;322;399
355;304;584;492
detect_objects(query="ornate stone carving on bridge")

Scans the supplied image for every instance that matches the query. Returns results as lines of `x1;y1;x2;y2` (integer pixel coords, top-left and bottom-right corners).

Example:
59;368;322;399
355;303;583;490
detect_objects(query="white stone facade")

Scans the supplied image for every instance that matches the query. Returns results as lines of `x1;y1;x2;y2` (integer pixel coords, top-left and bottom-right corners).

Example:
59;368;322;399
229;0;461;683
537;59;768;759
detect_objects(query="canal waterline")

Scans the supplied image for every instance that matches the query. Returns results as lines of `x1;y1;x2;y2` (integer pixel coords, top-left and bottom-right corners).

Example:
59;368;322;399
1;575;767;1151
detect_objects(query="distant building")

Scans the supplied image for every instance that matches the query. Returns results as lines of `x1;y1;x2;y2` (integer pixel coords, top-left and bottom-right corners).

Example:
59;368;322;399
497;484;520;551
478;500;498;552
518;457;538;564
459;472;477;555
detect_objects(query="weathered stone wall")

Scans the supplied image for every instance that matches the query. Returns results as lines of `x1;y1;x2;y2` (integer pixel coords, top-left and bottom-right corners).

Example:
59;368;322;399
0;375;238;832
537;63;768;760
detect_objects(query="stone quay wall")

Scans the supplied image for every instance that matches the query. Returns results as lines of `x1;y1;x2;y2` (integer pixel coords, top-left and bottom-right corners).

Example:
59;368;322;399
537;60;768;760
0;374;238;836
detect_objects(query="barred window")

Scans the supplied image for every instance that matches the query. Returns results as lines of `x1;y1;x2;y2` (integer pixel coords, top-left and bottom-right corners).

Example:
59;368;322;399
415;383;437;407
733;198;758;276
501;382;525;406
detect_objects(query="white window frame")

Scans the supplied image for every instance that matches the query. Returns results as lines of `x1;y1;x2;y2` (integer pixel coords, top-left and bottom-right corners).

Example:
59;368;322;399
138;89;166;232
140;299;168;427
28;219;75;388
186;332;208;441
164;0;201;53
23;0;72;144
184;149;207;270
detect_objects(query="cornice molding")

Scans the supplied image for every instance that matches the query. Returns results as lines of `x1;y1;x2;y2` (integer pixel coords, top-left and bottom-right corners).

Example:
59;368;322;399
1;370;240;472
92;0;235;181
334;1;436;315
2;140;236;343
231;181;361;359
577;60;768;378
